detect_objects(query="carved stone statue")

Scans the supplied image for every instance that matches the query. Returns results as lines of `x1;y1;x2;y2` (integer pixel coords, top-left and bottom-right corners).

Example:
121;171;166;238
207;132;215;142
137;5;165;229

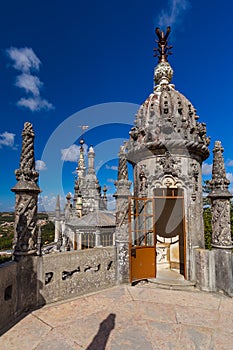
11;122;41;258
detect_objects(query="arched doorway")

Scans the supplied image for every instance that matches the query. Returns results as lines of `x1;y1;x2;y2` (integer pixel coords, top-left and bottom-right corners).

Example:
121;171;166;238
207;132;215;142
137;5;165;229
154;187;186;277
129;188;186;283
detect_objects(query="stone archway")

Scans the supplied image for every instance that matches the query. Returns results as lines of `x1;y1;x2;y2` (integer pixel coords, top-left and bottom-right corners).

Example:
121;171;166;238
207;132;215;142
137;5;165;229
154;187;186;277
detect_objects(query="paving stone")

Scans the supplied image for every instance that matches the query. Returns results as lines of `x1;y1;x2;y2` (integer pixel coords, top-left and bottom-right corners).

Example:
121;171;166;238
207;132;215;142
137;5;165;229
107;325;155;350
0;314;51;350
147;321;181;349
176;324;212;350
210;329;233;350
35;328;81;350
129;286;221;310
1;285;233;350
175;305;220;329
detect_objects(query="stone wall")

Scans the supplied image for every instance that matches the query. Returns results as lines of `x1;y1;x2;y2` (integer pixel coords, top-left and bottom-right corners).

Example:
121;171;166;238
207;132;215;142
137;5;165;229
194;247;233;297
40;247;116;303
0;256;41;334
0;247;116;333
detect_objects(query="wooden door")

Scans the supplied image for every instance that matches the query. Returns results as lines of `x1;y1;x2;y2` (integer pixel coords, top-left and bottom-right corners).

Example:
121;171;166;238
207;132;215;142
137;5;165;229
129;198;156;283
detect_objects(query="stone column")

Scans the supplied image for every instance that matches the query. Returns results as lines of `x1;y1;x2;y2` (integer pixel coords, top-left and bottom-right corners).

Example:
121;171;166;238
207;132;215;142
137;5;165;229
54;195;61;242
208;141;233;249
11;122;41;260
114;146;131;284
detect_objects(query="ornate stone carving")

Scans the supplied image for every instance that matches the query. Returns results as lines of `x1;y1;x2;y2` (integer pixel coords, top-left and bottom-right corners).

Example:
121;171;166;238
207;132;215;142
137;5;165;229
209;141;231;195
154;62;174;86
117;146;128;181
211;199;232;248
14;122;39;186
11;122;40;258
114;145;131;226
189;162;199;200
208;141;233;249
159;152;181;177
139;164;148;194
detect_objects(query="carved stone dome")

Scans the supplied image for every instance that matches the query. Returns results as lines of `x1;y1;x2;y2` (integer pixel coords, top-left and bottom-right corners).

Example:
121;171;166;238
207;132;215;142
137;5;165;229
127;61;210;163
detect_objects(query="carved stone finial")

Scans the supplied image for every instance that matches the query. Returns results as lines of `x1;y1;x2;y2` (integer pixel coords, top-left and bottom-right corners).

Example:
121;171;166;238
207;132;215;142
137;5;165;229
208;141;231;196
11;122;40;258
117;146;128;181
14;122;39;186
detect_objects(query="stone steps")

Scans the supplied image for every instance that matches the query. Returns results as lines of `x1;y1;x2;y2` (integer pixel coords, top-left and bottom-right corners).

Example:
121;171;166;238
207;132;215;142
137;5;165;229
147;269;196;291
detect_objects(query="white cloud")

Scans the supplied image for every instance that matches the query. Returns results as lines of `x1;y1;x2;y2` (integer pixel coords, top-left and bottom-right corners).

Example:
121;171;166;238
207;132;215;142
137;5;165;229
17;97;54;112
15;73;42;96
38;194;66;212
202;163;212;175
105;164;118;171
61;144;88;162
107;178;115;184
158;0;191;28
226;172;233;183
6;47;41;73
35;160;47;171
0;131;15;148
227;160;233;166
6;46;54;112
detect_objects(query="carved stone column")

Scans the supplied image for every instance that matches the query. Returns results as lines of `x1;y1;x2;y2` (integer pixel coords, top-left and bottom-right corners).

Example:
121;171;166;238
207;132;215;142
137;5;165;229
114;146;131;283
208;141;233;249
11;122;41;260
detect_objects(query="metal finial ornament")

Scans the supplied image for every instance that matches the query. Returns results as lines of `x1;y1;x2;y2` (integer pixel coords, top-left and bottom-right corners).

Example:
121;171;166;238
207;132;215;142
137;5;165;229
154;26;173;63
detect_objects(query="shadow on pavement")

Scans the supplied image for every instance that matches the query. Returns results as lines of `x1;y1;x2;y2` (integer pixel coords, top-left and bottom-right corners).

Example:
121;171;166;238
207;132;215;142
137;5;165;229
86;313;116;350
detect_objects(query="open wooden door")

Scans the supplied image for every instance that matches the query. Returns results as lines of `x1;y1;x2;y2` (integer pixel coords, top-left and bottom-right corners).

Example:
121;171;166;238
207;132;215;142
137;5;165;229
129;197;156;283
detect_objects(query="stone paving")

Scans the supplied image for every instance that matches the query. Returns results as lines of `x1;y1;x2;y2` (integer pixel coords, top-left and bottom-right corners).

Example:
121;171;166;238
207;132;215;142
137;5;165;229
1;283;233;349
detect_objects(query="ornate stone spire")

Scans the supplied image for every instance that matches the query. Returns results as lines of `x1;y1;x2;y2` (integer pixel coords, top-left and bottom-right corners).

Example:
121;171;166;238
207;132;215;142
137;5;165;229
117;146;128;181
208;141;233;249
114;145;131;225
209;141;231;196
153;27;174;86
14;122;39;190
76;138;86;180
87;145;95;175
11;122;40;259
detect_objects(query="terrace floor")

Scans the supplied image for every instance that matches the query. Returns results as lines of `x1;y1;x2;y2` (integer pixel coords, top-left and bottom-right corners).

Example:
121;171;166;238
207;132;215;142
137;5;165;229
1;282;233;349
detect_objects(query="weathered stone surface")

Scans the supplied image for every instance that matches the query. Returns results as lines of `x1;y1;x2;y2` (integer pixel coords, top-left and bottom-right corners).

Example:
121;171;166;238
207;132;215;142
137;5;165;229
208;141;233;249
214;249;233;296
114;146;131;284
193;248;216;292
40;247;116;303
0;256;44;334
1;285;233;349
11;122;40;258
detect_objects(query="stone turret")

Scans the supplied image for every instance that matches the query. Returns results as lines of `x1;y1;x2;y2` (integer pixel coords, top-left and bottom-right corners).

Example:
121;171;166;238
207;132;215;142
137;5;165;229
208;141;233;249
11;122;41;259
124;27;211;280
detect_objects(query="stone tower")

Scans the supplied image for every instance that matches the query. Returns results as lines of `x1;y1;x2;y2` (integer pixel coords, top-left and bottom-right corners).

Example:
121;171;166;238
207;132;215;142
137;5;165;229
126;27;210;280
11;122;41;260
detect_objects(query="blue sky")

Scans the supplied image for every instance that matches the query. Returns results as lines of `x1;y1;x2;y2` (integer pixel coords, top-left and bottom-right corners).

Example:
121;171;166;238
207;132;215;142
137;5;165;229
0;0;233;211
